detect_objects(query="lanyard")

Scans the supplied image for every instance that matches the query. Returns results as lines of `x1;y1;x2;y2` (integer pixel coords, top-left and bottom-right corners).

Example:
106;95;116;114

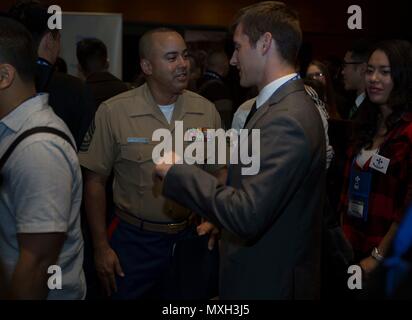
347;156;373;221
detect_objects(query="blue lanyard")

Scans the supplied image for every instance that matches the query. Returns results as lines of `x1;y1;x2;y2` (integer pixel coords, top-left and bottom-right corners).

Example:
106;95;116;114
37;58;51;67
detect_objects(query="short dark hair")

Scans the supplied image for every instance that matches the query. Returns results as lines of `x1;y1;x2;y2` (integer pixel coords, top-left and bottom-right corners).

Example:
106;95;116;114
76;38;108;74
139;27;179;60
231;1;302;65
8;0;58;49
349;39;373;63
0;16;37;82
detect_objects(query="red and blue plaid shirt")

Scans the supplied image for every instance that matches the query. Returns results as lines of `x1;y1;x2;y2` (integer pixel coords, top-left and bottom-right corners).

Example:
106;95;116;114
339;112;412;258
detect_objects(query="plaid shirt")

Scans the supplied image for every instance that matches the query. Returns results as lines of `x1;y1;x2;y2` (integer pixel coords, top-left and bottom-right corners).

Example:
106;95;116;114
339;112;412;258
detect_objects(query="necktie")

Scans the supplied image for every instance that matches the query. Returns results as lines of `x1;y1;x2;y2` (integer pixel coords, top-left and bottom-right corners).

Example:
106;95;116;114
348;103;358;119
243;101;257;128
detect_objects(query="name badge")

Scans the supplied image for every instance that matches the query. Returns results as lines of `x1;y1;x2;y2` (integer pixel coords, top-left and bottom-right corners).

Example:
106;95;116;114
127;137;149;144
370;154;390;174
348;167;372;221
348;199;365;219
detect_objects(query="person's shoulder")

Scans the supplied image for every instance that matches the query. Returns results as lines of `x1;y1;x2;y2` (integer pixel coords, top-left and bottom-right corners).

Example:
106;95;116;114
282;85;316;111
183;90;214;105
99;87;138;112
182;90;217;114
51;72;85;90
269;89;323;130
10;119;77;166
28;104;73;136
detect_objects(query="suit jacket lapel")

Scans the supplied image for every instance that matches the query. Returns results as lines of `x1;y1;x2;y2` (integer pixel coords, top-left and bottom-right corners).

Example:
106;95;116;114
244;79;305;131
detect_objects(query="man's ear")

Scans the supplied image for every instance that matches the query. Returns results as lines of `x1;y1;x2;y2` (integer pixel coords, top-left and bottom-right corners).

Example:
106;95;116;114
140;59;152;75
260;32;273;55
0;64;16;90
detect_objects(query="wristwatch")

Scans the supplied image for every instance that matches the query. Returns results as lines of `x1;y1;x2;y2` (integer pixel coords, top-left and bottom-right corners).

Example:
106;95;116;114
371;247;384;262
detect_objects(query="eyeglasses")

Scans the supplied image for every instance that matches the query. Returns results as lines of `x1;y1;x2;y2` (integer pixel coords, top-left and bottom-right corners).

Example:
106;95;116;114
306;72;324;80
342;61;364;68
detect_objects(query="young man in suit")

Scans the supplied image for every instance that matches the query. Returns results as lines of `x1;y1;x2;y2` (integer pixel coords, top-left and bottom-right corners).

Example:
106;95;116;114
155;1;326;299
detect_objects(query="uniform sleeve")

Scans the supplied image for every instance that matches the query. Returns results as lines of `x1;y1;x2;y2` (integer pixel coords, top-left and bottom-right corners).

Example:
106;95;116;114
10;140;78;234
78;103;117;176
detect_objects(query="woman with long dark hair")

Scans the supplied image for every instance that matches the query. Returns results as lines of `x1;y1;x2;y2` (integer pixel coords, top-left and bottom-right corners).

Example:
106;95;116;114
306;60;340;119
339;40;412;276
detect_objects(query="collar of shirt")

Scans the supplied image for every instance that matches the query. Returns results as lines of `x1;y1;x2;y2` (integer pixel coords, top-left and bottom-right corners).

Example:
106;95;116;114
256;73;298;109
0;94;49;133
129;83;205;118
158;103;175;124
355;92;366;107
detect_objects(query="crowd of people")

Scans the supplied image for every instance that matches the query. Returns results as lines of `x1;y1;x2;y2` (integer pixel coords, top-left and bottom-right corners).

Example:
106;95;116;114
1;0;412;300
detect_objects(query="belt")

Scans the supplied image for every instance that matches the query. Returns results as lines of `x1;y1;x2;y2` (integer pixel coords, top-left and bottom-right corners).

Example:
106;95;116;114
115;208;193;234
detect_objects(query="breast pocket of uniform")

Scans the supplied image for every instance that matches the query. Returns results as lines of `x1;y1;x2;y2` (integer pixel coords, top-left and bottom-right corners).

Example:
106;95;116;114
119;143;155;189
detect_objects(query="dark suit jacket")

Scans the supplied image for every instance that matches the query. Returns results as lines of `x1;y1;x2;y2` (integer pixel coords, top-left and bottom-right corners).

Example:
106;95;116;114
163;79;326;299
85;71;129;112
36;64;95;149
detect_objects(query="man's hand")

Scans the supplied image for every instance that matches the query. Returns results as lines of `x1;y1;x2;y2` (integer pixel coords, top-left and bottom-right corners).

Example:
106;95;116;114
154;162;174;180
197;219;220;251
94;245;124;296
153;151;181;180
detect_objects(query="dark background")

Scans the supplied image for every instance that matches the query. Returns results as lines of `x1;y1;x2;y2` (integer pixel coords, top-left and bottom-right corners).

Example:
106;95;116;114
0;0;408;82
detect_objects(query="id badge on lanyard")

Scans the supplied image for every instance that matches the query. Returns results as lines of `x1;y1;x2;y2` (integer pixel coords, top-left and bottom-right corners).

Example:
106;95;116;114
347;159;372;222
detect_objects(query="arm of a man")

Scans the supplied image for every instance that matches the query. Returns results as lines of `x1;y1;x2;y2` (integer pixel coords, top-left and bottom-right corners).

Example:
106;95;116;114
79;101;123;295
160;114;313;240
83;169;124;296
195;106;227;246
8;233;65;299
196;166;227;250
7;138;79;299
83;169;109;249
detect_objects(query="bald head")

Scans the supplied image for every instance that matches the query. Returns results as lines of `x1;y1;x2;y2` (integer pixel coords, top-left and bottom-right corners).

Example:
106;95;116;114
139;28;181;60
138;28;189;104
